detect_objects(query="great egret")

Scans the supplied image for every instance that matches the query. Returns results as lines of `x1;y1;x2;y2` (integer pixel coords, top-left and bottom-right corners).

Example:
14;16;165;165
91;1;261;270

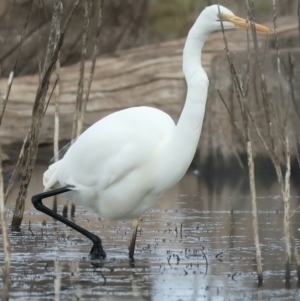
32;5;270;260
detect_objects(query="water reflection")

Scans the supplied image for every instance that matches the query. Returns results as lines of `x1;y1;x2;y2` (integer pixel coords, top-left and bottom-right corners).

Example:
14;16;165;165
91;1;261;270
2;167;300;300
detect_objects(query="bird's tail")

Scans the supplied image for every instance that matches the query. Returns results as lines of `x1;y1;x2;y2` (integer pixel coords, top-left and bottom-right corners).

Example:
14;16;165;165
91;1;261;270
43;160;63;192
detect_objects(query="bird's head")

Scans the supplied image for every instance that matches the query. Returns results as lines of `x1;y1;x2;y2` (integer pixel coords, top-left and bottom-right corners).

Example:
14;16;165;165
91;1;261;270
201;5;271;33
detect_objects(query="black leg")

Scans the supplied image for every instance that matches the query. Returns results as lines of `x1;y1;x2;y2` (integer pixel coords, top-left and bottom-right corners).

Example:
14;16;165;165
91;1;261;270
129;217;140;260
32;186;106;259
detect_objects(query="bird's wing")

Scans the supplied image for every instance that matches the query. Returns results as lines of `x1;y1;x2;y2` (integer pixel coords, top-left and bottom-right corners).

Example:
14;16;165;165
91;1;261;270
44;107;175;193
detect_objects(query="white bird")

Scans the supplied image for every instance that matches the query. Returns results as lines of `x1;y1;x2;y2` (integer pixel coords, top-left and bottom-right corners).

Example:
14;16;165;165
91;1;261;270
32;5;270;260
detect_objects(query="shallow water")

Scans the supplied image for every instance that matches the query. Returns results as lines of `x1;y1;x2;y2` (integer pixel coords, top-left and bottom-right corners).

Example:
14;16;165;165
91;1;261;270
2;167;300;300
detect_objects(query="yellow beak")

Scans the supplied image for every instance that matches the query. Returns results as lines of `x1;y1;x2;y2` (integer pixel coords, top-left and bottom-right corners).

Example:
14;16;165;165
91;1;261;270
222;14;272;33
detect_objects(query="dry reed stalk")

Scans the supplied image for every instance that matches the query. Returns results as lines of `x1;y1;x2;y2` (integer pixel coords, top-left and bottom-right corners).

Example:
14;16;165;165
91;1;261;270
246;88;294;278
37;0;42;80
11;0;83;229
283;135;291;281
37;0;51;79
286;52;300;277
37;0;42;81
0;0;16;78
247;0;291;281
71;0;104;217
217;89;246;169
271;1;292;278
240;93;263;284
4;133;29;204
244;23;251;98
72;0;92;139
52;1;63;213
298;0;300;44
289;0;300;276
4;0;45;203
54;28;61;165
246;139;263;281
217;1;263;283
245;0;293;281
291;230;300;281
0;0;33;123
80;0;104;130
54;260;62;301
4;79;62;204
0;72;14;125
0;147;10;301
0;76;11;300
65;0;92;218
58;2;99;218
246;1;279;153
11;0;34;72
3;80;59;205
217;90;245;143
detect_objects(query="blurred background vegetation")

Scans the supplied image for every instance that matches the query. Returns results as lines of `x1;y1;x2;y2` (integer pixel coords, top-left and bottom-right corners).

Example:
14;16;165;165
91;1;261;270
147;0;297;43
0;0;297;77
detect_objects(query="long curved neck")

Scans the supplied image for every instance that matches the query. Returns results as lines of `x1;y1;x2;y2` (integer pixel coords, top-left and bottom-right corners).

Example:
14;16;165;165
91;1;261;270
182;15;210;80
178;13;211;135
155;14;211;192
173;15;210;169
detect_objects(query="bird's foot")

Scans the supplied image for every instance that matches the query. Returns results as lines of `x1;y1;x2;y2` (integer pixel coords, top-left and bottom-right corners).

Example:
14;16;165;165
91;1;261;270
89;241;106;260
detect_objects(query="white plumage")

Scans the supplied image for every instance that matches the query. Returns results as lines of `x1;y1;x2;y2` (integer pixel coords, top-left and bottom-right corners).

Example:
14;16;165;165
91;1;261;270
44;107;177;220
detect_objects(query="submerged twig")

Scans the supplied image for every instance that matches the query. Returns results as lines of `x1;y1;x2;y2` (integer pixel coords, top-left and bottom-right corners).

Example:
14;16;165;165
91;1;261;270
28;221;35;236
202;250;208;277
231;272;238;282
180;223;183;239
215;252;223;262
167;255;172;268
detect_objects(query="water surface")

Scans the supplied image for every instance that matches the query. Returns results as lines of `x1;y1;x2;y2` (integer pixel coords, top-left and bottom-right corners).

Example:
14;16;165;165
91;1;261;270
2;167;300;300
